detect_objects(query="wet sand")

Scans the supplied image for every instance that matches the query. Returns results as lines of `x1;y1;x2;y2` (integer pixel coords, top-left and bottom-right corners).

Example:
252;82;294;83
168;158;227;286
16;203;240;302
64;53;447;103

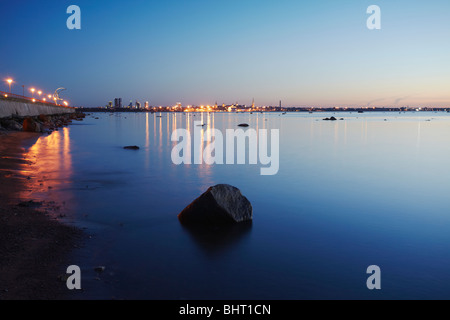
0;131;82;300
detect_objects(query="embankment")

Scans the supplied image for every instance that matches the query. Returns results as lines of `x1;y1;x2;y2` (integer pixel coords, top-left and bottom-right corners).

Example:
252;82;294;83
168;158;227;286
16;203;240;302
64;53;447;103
0;98;85;133
0;98;74;119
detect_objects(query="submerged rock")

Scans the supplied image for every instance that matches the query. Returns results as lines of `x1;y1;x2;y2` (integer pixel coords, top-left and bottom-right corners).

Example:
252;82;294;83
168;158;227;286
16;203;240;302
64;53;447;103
238;123;249;127
123;146;140;150
178;184;253;225
323;117;337;121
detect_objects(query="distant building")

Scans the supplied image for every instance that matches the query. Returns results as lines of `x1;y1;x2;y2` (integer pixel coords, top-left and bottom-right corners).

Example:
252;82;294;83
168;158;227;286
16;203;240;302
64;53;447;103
145;101;149;109
108;101;113;108
114;98;122;109
136;101;141;109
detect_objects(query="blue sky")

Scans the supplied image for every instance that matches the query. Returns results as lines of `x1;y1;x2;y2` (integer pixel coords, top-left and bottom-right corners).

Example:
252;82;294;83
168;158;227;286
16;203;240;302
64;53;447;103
1;0;449;107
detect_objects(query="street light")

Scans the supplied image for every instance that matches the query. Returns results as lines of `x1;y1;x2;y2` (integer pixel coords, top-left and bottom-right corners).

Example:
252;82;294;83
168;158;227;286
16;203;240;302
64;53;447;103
37;90;42;98
30;88;35;98
6;79;13;93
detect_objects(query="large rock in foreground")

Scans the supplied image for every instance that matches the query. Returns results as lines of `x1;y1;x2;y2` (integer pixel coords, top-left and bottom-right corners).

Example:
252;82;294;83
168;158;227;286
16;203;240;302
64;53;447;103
178;184;253;225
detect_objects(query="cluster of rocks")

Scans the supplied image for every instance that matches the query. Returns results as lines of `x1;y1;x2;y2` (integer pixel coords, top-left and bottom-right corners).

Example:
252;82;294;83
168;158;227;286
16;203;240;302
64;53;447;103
0;113;85;133
323;117;345;121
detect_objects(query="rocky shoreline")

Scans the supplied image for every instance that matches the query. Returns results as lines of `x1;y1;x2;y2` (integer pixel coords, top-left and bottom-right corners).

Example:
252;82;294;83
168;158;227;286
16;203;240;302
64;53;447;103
0;112;86;134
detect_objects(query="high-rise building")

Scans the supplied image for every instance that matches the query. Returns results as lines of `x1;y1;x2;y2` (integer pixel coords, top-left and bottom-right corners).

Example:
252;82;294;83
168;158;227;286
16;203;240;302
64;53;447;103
145;101;149;109
114;98;122;109
108;101;113;108
136;101;141;109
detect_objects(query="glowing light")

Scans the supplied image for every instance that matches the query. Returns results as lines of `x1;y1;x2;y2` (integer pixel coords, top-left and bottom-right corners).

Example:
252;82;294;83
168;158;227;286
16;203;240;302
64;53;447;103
30;88;35;93
43;98;46;101
6;79;13;93
48;94;52;99
32;98;36;102
4;94;8;97
63;101;68;106
37;90;42;96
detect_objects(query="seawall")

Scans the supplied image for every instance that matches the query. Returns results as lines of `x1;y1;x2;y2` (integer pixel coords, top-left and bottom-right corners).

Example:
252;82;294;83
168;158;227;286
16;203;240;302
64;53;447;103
0;99;75;118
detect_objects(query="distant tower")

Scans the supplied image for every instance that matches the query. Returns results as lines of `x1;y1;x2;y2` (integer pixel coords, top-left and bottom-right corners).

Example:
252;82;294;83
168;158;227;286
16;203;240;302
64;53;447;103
279;100;282;109
114;98;122;109
252;98;255;109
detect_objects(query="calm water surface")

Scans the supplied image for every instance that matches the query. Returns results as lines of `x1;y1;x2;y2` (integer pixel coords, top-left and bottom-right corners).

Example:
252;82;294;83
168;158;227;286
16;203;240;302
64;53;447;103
18;112;450;299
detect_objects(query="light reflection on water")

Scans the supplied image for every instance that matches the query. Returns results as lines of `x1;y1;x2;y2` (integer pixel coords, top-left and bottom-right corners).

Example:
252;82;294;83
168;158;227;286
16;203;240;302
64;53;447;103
19;128;74;217
17;112;450;299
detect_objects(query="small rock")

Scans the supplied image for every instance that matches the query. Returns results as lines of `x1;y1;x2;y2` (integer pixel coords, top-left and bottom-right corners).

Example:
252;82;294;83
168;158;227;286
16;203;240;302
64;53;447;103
238;123;249;127
38;114;49;122
2;119;23;131
23;117;42;132
124;146;140;150
94;266;106;273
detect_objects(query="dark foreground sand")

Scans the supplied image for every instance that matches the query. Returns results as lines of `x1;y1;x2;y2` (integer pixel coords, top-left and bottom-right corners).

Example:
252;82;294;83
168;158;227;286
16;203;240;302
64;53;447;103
0;131;82;300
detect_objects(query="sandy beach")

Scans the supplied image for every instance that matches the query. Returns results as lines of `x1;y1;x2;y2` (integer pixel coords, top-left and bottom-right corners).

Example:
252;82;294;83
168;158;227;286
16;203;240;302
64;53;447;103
0;131;82;300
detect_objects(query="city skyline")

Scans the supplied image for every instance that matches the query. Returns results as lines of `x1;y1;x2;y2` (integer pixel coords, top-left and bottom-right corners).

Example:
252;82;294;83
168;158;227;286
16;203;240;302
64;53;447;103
1;0;450;108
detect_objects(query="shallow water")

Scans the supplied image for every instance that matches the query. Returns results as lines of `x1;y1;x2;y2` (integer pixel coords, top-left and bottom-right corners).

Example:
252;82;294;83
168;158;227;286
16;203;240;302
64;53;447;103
18;111;450;299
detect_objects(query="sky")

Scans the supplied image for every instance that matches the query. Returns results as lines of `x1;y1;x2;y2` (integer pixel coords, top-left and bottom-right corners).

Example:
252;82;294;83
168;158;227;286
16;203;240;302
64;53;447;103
0;0;450;108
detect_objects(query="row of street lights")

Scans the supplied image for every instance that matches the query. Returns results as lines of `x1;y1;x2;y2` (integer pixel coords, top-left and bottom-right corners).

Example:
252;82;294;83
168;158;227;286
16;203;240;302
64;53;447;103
4;78;69;106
